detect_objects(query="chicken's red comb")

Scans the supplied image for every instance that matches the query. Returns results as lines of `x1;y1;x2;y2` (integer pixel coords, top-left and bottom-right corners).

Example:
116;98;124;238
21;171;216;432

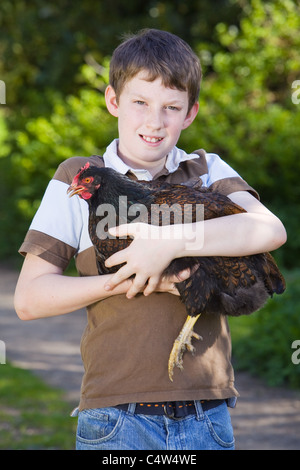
73;161;90;185
80;161;90;172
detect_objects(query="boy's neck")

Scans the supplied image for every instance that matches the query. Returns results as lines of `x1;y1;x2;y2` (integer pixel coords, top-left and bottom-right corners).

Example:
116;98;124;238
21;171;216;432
117;146;167;178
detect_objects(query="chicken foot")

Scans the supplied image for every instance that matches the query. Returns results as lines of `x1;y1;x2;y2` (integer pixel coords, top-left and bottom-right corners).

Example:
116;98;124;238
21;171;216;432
168;313;202;381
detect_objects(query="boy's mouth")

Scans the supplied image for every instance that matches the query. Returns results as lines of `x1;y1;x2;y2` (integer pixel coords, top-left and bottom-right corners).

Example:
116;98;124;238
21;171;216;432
140;135;164;144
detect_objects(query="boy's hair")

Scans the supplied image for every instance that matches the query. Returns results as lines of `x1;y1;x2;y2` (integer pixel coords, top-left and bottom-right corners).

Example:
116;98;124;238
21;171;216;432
109;29;202;112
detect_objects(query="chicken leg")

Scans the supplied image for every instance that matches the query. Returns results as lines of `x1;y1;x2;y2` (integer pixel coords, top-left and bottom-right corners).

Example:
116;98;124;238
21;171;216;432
168;313;202;381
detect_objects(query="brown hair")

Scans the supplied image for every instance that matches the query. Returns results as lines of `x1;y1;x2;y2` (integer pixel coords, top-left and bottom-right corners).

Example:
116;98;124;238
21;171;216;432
109;29;202;112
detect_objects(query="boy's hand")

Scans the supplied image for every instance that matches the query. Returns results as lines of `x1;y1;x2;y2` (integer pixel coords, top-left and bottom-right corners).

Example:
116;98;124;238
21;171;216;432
119;269;190;297
154;269;191;296
104;223;185;298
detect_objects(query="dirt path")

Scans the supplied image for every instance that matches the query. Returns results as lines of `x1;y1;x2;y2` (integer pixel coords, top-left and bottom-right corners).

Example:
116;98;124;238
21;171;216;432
1;263;300;450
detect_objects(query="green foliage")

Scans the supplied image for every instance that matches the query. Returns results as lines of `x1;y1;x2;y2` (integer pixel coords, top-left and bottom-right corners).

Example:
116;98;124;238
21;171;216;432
229;270;300;388
0;0;299;267
179;0;300;267
0;66;116;256
0;0;240;106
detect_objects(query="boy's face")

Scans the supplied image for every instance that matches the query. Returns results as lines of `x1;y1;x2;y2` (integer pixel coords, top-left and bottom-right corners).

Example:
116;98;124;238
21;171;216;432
105;72;199;175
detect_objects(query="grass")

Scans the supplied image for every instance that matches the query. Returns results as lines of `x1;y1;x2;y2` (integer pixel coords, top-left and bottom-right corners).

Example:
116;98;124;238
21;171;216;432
0;363;77;450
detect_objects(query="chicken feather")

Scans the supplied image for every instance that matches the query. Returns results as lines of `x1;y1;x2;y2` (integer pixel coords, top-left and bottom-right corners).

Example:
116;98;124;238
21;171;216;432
68;163;286;381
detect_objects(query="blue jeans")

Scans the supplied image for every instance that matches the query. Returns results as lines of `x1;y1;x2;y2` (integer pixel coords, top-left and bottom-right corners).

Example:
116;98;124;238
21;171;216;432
73;401;235;450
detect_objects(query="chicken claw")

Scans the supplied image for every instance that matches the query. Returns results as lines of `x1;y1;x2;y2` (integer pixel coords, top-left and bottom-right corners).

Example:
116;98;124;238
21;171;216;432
168;314;202;381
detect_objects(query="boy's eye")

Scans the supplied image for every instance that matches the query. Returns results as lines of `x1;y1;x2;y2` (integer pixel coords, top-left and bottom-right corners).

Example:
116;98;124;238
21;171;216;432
135;100;146;105
166;105;179;111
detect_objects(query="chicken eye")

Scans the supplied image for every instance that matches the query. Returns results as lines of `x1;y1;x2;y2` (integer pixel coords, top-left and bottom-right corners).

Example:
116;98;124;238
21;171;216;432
83;177;93;184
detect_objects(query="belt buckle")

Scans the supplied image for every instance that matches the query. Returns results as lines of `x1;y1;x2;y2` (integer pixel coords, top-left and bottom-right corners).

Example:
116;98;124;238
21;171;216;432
163;402;181;421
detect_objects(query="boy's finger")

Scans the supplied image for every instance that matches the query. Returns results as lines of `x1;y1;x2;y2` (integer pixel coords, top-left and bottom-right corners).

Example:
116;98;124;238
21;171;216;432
105;249;126;268
108;224;134;239
143;276;160;296
104;265;133;291
174;268;191;282
126;274;148;299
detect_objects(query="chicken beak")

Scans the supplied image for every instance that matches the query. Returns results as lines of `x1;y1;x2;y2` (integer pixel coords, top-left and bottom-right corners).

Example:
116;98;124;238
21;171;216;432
67;184;85;197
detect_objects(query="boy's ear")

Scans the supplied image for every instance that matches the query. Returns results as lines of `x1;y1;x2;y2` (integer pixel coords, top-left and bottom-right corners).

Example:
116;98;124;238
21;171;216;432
105;85;119;117
182;102;199;130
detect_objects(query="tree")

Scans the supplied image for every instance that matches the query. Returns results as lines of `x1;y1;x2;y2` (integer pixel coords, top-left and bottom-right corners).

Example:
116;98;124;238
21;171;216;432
179;0;300;266
0;0;298;266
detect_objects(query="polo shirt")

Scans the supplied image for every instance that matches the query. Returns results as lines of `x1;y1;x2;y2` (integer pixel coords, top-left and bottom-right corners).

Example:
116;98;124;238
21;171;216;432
19;142;258;410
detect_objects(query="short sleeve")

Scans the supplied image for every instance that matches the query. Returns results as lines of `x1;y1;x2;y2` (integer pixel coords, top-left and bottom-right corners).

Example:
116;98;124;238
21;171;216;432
18;156;97;269
202;153;259;199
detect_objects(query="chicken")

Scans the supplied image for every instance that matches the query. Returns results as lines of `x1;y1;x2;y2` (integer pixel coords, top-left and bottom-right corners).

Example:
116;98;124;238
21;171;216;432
67;162;286;381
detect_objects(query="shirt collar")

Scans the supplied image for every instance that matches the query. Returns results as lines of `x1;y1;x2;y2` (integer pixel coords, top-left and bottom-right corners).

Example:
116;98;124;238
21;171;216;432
103;139;199;181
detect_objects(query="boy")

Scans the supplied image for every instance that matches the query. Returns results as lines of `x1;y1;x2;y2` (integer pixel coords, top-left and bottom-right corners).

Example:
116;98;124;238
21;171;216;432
14;29;286;450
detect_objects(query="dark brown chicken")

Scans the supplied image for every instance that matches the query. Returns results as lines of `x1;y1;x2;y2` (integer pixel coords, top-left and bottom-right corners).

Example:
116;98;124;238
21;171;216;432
68;163;286;380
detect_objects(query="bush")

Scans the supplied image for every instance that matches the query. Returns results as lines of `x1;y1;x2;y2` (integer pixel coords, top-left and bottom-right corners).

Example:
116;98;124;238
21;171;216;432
0;65;116;257
179;0;300;268
230;269;300;388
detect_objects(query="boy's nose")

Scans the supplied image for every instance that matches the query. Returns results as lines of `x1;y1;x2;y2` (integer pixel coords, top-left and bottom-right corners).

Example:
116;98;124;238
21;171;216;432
146;108;164;130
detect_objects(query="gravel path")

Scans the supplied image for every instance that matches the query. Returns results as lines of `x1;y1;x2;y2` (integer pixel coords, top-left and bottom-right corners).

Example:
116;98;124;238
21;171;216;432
1;263;300;450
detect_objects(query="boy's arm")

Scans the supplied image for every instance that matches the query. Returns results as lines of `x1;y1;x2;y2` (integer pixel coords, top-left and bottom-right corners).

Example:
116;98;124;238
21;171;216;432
14;253;131;320
190;190;287;257
104;191;287;298
14;253;187;320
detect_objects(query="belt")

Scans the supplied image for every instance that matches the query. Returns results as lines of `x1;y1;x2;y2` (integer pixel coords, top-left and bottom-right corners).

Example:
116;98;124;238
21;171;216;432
115;400;224;419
